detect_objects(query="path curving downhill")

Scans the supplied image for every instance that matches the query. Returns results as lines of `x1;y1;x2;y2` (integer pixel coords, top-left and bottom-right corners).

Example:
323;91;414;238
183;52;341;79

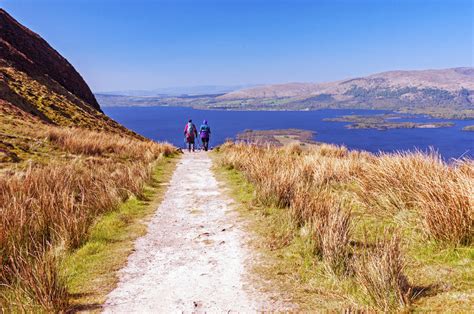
103;151;289;313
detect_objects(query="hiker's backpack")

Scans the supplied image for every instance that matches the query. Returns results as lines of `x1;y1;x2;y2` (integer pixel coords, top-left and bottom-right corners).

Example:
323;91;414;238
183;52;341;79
200;125;210;138
186;123;195;137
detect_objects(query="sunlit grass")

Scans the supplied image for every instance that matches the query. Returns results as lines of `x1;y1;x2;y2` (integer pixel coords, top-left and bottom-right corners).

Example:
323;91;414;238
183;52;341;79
214;142;473;311
63;156;179;311
0;125;176;312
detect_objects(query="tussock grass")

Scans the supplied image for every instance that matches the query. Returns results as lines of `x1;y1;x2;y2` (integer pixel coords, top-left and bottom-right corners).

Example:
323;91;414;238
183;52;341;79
357;150;473;245
354;232;413;311
2;245;68;312
316;205;352;277
216;142;473;311
44;127;170;162
0;126;175;311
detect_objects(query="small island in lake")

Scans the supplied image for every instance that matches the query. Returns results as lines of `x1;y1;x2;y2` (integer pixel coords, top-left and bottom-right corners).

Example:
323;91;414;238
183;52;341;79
324;114;455;130
462;125;474;132
236;129;317;146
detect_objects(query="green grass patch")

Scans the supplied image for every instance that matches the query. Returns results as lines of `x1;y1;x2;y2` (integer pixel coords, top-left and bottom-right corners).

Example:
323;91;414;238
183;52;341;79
62;155;180;311
407;242;474;311
349;198;474;310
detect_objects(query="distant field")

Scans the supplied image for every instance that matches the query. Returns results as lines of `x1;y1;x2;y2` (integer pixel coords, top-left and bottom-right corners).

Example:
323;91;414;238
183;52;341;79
96;92;474;120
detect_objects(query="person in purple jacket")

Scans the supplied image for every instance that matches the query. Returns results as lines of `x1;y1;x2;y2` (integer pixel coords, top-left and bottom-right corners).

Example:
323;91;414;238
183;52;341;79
199;120;211;151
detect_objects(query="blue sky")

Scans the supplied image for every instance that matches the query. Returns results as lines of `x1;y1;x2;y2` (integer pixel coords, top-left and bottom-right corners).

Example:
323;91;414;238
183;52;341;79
1;0;472;91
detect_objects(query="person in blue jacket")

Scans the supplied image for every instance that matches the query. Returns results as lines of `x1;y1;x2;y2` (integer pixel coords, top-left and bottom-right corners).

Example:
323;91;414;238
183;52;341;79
199;120;211;151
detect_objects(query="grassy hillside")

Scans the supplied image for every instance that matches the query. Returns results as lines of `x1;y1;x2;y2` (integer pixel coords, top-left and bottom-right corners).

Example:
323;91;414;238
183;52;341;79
0;125;175;311
0;9;179;311
0;66;133;132
0;9;140;165
0;8;99;111
216;142;473;311
0;97;138;167
222;68;474;99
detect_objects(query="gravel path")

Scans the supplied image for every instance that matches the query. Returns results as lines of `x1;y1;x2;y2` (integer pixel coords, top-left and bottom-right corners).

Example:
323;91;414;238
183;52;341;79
103;151;288;313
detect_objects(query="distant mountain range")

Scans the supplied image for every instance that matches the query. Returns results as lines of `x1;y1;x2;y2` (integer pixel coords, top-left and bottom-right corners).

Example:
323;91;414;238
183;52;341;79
98;84;259;97
97;67;474;119
221;68;473;98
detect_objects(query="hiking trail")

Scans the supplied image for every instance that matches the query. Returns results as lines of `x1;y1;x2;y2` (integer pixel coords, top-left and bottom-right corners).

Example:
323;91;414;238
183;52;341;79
103;151;291;312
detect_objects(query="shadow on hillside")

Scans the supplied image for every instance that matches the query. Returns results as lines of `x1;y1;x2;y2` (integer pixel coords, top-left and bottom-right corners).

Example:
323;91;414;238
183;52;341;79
66;292;102;313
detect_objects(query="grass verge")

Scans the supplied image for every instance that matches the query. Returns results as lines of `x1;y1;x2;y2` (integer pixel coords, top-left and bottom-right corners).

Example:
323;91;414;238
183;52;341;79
213;161;348;310
62;155;179;312
213;146;473;311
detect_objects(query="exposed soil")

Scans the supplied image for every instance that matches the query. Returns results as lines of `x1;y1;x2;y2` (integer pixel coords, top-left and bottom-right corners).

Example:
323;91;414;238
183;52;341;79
103;151;291;312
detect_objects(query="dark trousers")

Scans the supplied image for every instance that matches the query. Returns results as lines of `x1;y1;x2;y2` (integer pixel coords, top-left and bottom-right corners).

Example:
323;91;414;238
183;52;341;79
186;138;195;152
201;137;209;151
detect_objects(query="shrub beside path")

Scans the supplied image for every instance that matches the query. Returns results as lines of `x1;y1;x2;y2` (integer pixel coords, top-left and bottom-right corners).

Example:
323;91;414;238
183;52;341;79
103;151;289;312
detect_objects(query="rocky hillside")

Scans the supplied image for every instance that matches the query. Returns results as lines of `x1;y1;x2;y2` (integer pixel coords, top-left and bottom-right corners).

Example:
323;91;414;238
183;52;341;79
218;68;474;118
0;9;137;164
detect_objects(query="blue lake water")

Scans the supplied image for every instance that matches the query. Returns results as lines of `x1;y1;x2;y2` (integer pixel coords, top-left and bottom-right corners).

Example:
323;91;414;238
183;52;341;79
103;106;474;160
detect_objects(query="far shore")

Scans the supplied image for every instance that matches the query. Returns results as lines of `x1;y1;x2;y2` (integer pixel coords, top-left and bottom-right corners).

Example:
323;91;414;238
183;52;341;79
323;114;456;130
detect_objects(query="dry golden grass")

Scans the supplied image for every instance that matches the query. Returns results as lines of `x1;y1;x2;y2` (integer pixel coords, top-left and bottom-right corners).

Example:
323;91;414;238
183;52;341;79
0;125;175;311
354;232;413;311
44;127;169;162
357;150;473;245
216;142;473;310
315;204;352;277
2;245;69;312
219;142;473;246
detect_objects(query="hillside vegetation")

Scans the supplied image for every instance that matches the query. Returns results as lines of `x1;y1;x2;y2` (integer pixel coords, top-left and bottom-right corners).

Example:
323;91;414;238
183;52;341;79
216;142;473;311
0;9;178;311
0;125;174;311
0;9;138;164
